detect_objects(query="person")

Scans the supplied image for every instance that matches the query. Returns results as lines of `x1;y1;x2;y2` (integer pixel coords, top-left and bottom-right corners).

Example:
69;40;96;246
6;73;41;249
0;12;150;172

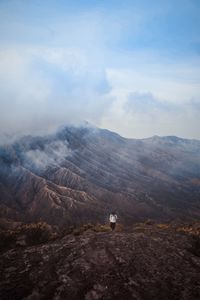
109;212;117;231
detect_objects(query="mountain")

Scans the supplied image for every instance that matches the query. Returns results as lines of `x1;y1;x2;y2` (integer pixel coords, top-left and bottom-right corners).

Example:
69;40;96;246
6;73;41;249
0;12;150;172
0;125;200;227
0;223;200;300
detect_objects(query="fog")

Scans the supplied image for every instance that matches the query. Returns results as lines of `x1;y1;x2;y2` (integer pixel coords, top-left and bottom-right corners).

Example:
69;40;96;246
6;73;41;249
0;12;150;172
0;0;200;142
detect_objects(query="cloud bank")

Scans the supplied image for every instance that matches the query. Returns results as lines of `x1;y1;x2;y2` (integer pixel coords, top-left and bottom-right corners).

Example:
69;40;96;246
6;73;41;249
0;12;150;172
0;46;112;138
0;0;200;141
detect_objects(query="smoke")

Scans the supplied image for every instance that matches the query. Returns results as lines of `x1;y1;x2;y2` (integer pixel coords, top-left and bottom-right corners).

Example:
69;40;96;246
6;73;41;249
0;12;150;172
23;140;72;171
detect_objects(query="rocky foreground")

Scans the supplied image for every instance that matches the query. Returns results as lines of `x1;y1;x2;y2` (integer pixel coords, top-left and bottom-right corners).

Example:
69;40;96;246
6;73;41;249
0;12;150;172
0;224;200;300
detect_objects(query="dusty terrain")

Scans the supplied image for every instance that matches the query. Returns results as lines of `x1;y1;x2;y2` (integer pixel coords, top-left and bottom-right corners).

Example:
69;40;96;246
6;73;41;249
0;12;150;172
1;223;200;300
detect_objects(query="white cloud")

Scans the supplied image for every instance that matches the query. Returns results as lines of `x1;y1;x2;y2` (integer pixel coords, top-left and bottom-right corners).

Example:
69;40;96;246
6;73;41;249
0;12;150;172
106;64;200;103
0;1;200;141
1;45;200;140
0;46;113;139
100;87;200;139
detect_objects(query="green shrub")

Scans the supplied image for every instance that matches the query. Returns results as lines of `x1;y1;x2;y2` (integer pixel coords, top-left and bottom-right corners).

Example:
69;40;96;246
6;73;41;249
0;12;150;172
83;223;93;230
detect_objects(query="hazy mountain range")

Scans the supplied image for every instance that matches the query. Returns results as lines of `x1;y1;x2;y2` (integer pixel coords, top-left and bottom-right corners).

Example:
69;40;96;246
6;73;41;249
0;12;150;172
0;124;200;228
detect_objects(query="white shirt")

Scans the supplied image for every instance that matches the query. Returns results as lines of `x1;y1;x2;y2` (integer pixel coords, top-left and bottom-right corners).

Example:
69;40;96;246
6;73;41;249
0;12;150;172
109;214;117;223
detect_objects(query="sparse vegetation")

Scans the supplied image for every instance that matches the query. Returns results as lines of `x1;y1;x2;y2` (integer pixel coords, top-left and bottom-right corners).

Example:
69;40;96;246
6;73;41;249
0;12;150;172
72;223;111;235
0;222;124;251
156;223;170;230
19;222;52;245
0;222;53;252
176;223;200;236
174;222;200;257
62;223;124;236
91;224;111;232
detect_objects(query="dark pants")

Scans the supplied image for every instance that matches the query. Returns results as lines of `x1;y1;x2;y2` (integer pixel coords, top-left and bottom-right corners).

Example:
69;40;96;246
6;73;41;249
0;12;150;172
110;222;116;231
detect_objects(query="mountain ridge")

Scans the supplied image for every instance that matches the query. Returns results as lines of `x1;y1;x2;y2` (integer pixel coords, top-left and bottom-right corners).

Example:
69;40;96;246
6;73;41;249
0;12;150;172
0;125;200;228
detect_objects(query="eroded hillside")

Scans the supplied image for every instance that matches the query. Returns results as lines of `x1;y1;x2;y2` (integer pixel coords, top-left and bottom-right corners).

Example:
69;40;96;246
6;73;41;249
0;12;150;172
1;125;200;227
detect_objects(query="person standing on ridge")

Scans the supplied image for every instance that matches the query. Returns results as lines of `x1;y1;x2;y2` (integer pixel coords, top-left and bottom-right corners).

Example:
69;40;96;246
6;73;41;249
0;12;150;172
109;212;117;231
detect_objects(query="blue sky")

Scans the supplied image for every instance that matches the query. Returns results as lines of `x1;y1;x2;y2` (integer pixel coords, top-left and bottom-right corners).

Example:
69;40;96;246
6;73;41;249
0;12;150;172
0;0;200;140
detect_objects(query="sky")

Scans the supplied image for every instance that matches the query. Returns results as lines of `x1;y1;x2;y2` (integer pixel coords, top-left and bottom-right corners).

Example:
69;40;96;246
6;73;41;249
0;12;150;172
0;0;200;141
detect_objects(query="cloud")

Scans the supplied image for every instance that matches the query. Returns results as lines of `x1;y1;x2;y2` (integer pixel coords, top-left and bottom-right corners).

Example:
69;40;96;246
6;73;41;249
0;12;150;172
0;46;113;139
124;92;172;114
0;0;200;141
106;65;200;104
0;3;118;140
101;88;200;139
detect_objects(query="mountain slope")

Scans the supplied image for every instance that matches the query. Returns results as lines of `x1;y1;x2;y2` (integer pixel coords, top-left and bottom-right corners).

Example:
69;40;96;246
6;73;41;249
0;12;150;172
0;125;200;226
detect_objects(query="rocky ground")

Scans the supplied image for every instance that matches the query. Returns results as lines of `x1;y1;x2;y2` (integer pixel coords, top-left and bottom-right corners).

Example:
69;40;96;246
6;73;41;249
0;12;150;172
0;224;200;300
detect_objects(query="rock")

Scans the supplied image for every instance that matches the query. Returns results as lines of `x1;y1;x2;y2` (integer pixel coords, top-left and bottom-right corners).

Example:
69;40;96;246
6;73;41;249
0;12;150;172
5;266;17;272
16;235;27;246
23;290;41;300
0;225;200;300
